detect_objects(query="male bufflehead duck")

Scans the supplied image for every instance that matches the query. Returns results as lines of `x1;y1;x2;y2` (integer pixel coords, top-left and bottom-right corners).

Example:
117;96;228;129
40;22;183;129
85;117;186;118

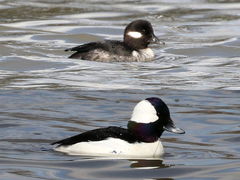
65;20;163;62
52;97;185;158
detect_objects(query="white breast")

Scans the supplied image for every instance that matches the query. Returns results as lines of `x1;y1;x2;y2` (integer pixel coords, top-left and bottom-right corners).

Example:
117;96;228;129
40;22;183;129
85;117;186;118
132;48;155;62
54;138;164;158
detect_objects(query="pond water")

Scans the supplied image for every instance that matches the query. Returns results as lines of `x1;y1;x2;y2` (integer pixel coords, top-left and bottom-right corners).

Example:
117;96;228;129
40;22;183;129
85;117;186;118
0;0;240;179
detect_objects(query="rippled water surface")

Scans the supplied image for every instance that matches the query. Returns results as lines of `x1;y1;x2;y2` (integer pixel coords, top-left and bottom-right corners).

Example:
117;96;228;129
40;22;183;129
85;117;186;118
0;0;240;179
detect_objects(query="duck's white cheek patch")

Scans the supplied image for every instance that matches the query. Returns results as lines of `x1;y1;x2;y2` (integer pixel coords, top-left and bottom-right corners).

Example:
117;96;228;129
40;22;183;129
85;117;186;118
127;31;143;38
131;100;158;123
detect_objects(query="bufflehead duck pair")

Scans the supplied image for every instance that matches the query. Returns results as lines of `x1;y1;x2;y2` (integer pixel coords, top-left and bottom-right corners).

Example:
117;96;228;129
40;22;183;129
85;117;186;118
65;20;163;62
52;97;185;158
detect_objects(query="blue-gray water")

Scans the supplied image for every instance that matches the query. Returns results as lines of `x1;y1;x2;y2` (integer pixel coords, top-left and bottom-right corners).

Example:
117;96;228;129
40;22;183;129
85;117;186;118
0;0;240;179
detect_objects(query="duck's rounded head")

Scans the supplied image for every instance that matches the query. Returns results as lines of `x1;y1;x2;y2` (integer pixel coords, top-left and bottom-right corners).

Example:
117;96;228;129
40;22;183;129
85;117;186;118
124;20;160;50
128;97;185;141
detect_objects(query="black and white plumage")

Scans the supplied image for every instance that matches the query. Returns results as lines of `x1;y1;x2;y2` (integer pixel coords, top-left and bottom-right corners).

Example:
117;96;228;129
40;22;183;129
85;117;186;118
65;20;163;62
52;97;185;158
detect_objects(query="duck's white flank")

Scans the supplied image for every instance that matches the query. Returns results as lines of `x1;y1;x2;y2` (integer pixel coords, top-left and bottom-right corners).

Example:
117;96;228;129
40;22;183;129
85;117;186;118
54;137;164;158
127;31;143;38
131;100;158;123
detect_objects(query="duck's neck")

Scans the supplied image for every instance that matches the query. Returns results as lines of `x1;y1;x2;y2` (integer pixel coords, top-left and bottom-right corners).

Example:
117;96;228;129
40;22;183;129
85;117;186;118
127;120;164;143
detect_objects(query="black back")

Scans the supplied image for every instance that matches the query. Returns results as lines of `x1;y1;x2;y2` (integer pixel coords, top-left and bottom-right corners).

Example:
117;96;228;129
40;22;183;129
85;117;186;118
52;126;141;146
65;40;133;58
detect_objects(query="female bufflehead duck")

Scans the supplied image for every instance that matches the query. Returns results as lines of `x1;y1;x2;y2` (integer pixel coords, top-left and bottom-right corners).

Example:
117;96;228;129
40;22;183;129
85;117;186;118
65;20;162;62
52;97;185;158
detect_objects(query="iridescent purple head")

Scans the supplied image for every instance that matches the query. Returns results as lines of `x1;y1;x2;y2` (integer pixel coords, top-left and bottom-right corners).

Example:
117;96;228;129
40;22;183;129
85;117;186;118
129;97;185;138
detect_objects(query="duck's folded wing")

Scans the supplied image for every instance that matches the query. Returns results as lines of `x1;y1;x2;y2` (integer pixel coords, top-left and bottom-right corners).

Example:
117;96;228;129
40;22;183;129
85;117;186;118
65;42;104;53
51;127;135;147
